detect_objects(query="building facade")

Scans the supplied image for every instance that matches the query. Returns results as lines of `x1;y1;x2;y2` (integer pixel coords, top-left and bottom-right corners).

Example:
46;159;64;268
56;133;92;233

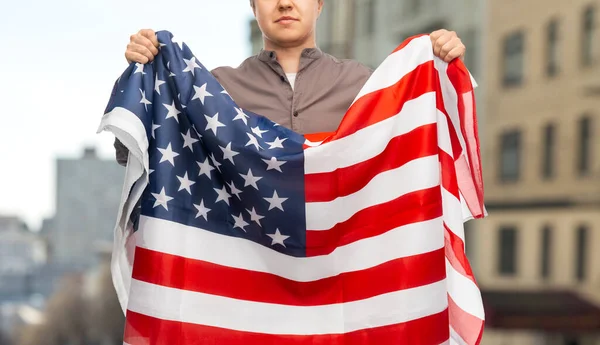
48;147;124;268
477;0;600;344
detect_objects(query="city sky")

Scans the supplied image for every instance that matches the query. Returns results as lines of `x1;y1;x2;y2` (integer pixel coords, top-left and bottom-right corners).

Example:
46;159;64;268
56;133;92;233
0;1;255;230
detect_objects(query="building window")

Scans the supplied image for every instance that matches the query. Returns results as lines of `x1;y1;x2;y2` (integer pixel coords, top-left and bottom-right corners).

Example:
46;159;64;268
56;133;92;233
582;5;596;66
540;226;552;278
542;124;556;179
546;19;559;76
575;226;588;281
498;226;518;275
499;130;522;182
577;116;592;175
502;31;524;87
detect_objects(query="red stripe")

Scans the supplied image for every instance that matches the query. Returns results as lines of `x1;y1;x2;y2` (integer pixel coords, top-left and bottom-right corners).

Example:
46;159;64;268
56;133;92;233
306;187;442;256
322;61;437;143
439;149;460;200
444;224;476;284
132;246;446;306
446;61;485;219
305;124;438;203
124;308;450;345
448;295;484;345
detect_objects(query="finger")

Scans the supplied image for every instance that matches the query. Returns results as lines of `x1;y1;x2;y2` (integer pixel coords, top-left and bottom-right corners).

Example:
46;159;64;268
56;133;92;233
132;35;159;57
127;43;155;62
140;29;159;48
429;29;446;42
125;52;149;64
444;46;466;62
433;34;453;58
439;37;461;60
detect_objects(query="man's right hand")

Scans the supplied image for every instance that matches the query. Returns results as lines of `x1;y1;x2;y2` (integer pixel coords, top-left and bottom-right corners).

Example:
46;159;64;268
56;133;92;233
125;29;160;64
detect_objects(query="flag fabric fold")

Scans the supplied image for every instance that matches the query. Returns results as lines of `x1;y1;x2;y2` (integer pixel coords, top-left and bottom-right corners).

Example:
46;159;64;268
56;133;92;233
97;30;486;345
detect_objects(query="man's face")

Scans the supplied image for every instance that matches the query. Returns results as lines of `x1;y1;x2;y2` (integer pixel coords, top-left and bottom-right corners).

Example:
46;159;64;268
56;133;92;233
253;0;323;48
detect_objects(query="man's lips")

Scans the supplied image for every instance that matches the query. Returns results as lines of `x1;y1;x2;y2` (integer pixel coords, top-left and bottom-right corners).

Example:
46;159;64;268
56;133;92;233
276;16;298;24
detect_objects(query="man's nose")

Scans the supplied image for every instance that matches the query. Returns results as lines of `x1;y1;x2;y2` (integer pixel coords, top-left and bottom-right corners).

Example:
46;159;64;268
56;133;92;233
277;0;293;11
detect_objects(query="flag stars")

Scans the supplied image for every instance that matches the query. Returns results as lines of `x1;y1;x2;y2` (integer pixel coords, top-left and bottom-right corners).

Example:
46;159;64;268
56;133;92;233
266;137;287;149
262;157;286;172
204;112;226;135
245;133;263;150
154;75;166;95
192;83;213;105
181;130;199;151
251;126;268;138
240;169;262;190
226;181;243;200
193;199;211;221
151;187;173;211
176;172;195;194
214;185;231;205
233;107;250;125
163;101;181;123
219;142;239;164
264;190;287;211
151;123;161;139
232;213;249;232
139;89;152;111
182;57;201;76
246;207;264;227
197;158;215;179
157;143;180;166
209;153;222;172
134;63;146;75
267;229;290;247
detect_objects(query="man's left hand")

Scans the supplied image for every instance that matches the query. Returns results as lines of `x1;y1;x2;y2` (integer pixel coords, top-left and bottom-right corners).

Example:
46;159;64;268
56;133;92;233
429;29;466;62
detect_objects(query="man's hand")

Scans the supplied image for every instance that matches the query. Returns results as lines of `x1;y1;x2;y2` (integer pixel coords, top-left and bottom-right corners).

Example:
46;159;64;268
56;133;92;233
125;29;160;64
429;29;466;63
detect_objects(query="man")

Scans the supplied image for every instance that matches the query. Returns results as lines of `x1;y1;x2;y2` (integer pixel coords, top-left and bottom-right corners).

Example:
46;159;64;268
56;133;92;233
114;0;466;166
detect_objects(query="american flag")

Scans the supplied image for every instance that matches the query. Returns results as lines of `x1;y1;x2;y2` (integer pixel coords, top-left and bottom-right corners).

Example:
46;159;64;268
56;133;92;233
98;30;486;345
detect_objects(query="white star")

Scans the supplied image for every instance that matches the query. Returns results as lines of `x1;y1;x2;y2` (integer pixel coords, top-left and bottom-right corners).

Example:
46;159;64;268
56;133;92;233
226;181;243;200
262;157;286;172
154;75;166;95
177;93;187;109
245;133;263;150
157;143;179;166
151;187;173;210
134;63;146;75
264;190;288;211
167;61;176;77
209;153;222;172
221;89;231;97
151;123;161;139
214;185;231;205
149;169;155;175
197;158;215;179
251;126;268;138
194;199;211;220
176;172;195;194
171;35;184;49
219;142;239;164
240;169;262;190
192;83;213;105
246;207;264;227
204;112;226;135
233;107;249;125
181;130;199;152
139;89;151;111
182;57;201;76
267;229;290;247
232;213;249;232
266;137;287;149
163;101;181;123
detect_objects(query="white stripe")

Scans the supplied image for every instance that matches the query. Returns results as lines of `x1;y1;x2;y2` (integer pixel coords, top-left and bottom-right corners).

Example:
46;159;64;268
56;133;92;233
135;215;444;282
127;279;448;335
434;60;467;158
304;93;438;174
450;327;470;345
446;259;485;320
442;187;465;242
306;155;439;231
351;35;434;104
437;110;454;159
